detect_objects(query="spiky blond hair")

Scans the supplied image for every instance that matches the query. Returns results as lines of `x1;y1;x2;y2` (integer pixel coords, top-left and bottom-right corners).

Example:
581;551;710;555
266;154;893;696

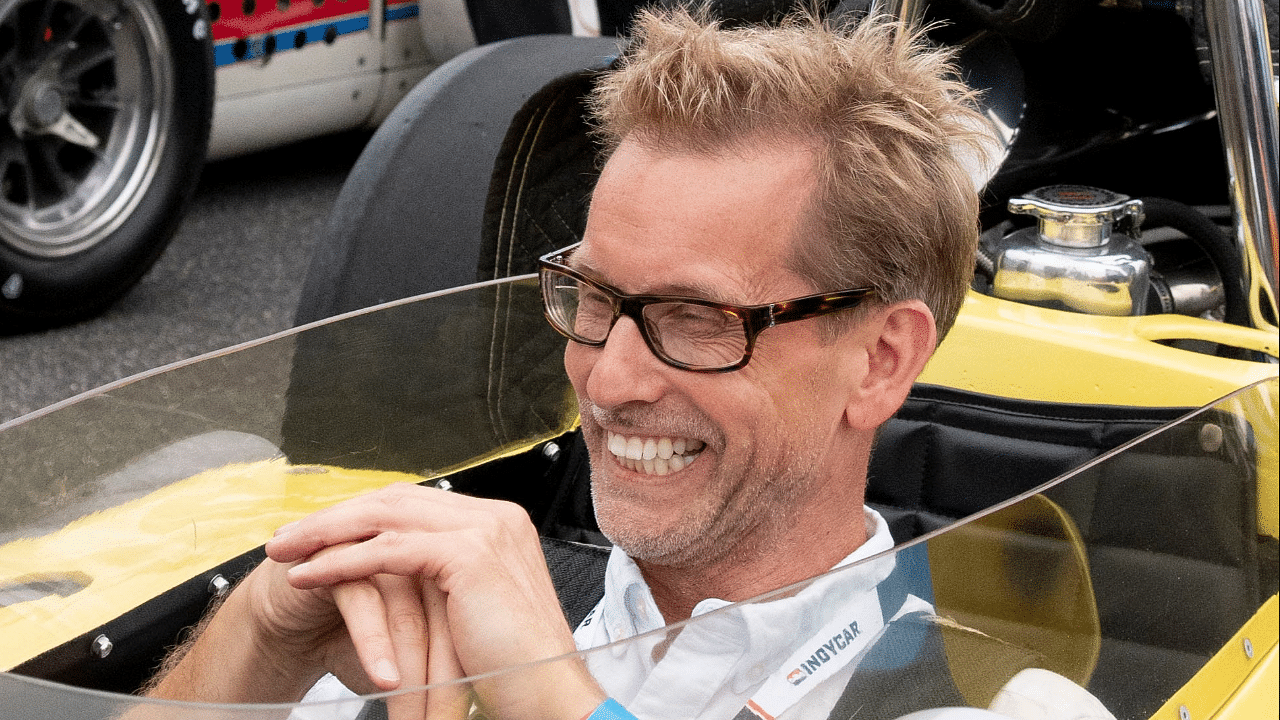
588;6;989;340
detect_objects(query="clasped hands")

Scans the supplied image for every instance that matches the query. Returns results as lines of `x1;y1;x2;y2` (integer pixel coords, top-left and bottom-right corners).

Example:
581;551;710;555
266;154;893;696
154;483;604;720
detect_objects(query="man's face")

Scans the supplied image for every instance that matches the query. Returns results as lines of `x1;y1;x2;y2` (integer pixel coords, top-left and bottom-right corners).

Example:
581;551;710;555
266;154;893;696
563;138;868;570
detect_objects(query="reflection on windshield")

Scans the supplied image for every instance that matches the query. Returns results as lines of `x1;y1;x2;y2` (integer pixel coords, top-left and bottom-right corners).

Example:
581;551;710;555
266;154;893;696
0;277;1274;719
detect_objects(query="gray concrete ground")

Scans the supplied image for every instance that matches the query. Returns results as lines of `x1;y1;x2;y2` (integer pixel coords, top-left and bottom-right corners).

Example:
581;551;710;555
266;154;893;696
0;131;371;425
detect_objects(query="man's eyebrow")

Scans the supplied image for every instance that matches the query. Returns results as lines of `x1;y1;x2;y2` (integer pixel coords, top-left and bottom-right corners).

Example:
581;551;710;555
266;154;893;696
575;259;758;305
570;245;781;304
658;279;738;301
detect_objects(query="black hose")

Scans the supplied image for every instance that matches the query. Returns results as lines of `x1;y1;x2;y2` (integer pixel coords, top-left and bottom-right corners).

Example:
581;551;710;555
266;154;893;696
1139;196;1250;327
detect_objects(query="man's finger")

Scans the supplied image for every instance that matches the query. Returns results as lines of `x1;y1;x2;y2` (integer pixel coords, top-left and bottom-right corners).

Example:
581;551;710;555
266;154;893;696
285;530;468;590
265;484;504;563
375;574;429;720
424;580;468;720
330;580;402;690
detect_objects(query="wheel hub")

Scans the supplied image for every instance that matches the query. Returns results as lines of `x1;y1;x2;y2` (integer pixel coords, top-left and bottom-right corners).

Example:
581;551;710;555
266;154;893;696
21;81;66;132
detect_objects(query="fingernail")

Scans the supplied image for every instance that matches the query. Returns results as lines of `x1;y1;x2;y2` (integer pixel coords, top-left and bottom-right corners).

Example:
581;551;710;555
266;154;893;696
287;561;312;578
375;658;399;684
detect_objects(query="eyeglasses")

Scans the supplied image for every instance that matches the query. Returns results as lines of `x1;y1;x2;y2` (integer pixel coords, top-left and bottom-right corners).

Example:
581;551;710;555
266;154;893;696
538;243;875;372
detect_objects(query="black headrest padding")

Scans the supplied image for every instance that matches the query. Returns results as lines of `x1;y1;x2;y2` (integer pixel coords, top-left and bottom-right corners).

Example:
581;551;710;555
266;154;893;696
479;69;605;281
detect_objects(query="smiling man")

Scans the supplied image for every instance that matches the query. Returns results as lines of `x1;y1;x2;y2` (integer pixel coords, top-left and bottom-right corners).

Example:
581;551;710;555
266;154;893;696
530;9;988;714
552;140;904;617
143;7;1019;720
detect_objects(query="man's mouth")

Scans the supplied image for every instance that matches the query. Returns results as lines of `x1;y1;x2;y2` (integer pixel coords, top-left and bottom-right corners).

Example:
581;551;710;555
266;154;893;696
606;431;706;476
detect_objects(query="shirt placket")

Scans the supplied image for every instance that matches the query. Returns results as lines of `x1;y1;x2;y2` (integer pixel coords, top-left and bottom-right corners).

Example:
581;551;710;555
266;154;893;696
628;611;748;719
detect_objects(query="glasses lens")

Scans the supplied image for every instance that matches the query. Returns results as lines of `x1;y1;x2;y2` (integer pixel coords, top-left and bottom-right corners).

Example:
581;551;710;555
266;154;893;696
543;270;614;342
643;302;748;369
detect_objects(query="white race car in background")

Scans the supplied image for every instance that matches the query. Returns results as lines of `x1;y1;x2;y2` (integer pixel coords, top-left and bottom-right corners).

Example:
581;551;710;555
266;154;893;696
0;0;603;330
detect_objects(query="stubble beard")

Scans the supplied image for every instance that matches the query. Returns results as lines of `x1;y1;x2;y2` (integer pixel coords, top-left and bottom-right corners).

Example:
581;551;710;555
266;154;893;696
590;423;826;572
582;398;725;567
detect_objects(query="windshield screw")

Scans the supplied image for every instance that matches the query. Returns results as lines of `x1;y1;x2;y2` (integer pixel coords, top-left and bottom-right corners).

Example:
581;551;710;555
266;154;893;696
435;479;453;492
208;574;231;597
543;442;561;462
1198;423;1224;452
1244;638;1254;658
1179;706;1191;720
2;274;22;300
90;634;113;659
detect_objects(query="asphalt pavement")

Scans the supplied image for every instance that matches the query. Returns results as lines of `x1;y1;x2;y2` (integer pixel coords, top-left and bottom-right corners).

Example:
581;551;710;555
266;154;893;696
0;130;373;425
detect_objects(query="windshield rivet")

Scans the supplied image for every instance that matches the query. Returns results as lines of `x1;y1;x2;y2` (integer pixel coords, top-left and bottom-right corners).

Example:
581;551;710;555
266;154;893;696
1179;706;1191;720
435;479;454;492
1;274;22;300
90;634;113;659
543;442;562;462
1243;638;1254;658
1198;423;1224;453
208;575;231;597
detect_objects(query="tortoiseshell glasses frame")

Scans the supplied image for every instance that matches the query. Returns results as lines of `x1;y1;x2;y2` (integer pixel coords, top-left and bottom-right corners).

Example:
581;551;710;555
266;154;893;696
538;243;875;373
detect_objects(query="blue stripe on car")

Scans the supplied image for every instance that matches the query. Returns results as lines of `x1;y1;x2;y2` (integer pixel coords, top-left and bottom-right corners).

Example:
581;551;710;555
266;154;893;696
213;4;420;68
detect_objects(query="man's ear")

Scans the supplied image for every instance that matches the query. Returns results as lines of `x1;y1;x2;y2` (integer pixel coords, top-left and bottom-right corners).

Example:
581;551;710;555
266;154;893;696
843;300;937;430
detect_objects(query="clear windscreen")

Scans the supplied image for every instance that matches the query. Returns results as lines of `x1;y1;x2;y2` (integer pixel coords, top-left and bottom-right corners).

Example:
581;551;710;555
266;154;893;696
0;277;1275;720
0;278;576;672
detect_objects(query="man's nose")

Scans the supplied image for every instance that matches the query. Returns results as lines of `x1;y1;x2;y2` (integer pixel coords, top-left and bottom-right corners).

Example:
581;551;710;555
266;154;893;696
584;315;667;407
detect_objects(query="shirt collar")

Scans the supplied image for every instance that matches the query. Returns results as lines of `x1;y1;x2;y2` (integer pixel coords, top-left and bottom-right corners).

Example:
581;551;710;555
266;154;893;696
585;506;895;643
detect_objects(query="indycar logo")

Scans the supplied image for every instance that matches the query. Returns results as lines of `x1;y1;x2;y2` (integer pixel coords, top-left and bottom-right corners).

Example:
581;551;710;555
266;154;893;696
789;620;861;681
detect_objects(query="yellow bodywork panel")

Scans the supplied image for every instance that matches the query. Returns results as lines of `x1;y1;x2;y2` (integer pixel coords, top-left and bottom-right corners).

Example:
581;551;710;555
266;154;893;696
1217;640;1278;720
925;293;1277;407
0;460;446;670
1152;594;1279;720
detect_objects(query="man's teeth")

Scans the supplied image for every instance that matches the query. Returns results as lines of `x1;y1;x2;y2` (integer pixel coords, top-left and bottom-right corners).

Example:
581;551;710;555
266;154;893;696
607;432;704;476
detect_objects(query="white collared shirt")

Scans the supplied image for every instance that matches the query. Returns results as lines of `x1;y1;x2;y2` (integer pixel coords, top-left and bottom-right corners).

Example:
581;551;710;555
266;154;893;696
295;505;1111;720
571;508;905;720
296;508;899;720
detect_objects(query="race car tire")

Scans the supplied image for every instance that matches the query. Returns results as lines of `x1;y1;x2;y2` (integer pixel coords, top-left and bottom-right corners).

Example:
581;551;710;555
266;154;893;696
0;0;214;332
294;34;620;325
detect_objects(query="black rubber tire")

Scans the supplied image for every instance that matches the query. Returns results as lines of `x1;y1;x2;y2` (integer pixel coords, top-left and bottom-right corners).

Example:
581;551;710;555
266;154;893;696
294;34;621;326
0;0;214;332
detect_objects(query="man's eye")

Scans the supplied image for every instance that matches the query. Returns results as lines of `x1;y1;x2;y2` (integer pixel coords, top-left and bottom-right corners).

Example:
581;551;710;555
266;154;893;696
578;289;612;313
662;305;735;338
